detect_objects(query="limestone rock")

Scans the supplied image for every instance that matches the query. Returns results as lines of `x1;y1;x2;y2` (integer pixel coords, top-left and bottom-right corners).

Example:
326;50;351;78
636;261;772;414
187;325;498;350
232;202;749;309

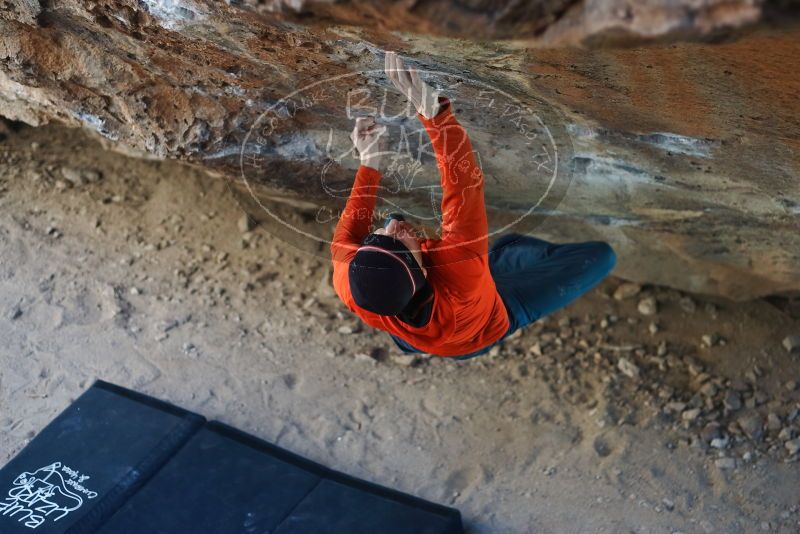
1;0;799;299
258;0;781;45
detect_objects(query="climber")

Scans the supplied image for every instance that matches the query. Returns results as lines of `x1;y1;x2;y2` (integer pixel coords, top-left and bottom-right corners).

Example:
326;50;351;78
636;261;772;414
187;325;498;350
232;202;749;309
330;51;617;360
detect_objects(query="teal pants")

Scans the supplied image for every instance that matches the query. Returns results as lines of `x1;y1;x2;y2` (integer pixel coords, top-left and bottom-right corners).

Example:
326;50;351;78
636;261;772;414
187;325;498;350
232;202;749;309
390;233;617;360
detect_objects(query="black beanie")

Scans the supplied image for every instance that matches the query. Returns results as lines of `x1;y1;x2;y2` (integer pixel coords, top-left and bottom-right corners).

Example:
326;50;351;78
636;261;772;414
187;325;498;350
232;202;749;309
348;233;426;316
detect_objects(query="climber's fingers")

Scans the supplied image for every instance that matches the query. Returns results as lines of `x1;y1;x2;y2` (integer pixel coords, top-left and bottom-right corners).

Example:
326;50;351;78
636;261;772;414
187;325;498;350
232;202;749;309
385;51;394;84
363;123;385;140
362;126;386;149
372;123;387;138
409;67;422;90
386;51;401;90
351;118;367;143
386;51;412;93
385;51;395;85
394;54;414;89
351;117;382;146
354;116;374;132
405;86;416;107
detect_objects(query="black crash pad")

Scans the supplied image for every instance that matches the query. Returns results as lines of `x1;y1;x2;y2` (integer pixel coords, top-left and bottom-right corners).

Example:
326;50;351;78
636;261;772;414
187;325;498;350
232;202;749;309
0;380;463;534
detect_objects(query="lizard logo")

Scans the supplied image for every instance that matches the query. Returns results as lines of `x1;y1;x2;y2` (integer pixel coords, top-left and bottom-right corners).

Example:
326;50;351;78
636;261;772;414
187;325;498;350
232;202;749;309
237;63;573;261
0;462;97;529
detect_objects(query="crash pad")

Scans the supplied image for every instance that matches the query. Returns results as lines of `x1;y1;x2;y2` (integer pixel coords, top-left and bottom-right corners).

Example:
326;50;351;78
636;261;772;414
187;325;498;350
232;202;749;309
0;380;463;534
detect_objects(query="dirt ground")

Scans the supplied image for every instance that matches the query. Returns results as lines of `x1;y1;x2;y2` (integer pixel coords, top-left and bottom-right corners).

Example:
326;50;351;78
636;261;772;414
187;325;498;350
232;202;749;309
1;122;799;533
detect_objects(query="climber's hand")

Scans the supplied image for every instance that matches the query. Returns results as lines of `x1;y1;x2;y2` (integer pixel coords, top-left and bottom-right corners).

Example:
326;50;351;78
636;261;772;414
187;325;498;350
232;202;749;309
385;51;440;120
350;116;387;171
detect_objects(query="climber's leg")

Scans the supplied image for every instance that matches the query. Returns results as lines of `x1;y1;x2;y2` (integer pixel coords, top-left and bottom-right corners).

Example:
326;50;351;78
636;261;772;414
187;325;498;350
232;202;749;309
490;233;617;332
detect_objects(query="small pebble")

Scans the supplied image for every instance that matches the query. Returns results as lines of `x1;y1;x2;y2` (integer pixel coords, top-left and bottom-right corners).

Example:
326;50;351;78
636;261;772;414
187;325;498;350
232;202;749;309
679;296;696;313
738;412;764;442
682;408;701;422
354;352;375;363
613;282;641;300
391;354;418;367
238;213;256;233
710;436;729;449
700;334;718;347
700;422;722;442
782;335;800;354
766;413;782;432
723;391;742;411
617;357;640;380
715;457;736;469
637;296;657;316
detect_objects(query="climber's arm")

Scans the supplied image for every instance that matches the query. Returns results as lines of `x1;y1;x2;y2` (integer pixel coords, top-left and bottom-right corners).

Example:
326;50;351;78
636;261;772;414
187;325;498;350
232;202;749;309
417;96;489;256
331;116;387;302
330;165;382;302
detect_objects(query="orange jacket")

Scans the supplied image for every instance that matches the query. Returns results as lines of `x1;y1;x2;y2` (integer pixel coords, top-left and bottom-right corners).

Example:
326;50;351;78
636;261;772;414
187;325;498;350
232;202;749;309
331;97;509;357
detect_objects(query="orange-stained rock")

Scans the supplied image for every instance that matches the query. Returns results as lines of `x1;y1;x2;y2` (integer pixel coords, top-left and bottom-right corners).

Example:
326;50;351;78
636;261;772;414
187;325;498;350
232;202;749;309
0;1;798;299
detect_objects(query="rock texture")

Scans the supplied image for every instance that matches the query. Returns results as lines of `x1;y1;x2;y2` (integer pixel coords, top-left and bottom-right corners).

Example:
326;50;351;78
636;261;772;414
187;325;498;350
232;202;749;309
261;0;790;45
1;0;799;299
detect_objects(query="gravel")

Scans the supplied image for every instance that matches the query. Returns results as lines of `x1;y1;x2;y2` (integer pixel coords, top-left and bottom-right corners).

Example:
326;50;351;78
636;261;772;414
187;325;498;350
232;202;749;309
61;167;102;186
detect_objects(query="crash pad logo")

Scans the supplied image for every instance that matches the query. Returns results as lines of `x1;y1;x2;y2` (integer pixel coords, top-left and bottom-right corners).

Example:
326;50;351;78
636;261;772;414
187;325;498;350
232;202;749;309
0;462;97;529
237;62;573;261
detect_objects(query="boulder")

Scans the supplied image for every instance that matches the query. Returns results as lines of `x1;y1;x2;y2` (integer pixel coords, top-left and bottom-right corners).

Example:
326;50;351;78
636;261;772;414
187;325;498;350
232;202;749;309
1;1;799;299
